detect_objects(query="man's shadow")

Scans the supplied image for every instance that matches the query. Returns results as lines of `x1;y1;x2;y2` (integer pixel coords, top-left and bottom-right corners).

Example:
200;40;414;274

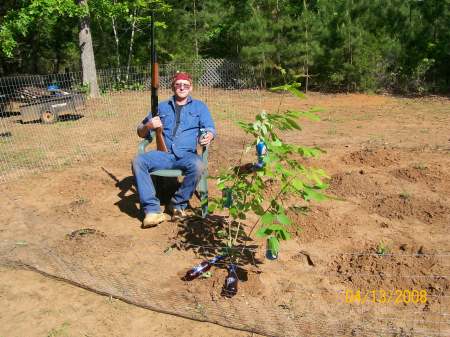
101;167;262;268
102;167;141;220
101;167;179;221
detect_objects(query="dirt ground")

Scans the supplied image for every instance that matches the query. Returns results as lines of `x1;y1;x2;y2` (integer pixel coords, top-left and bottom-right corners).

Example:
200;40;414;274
0;91;449;337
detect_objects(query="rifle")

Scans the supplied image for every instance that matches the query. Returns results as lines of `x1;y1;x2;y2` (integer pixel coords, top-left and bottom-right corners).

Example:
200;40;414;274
151;12;168;152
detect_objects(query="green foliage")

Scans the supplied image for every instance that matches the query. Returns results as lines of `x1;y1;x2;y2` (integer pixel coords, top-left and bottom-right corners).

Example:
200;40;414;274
100;80;145;94
376;241;390;256
209;81;329;258
46;321;70;337
0;0;171;73
0;0;81;57
399;191;411;200
1;0;449;93
72;83;90;95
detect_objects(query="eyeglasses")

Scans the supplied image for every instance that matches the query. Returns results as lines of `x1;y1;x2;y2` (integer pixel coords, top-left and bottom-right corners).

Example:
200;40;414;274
174;83;191;90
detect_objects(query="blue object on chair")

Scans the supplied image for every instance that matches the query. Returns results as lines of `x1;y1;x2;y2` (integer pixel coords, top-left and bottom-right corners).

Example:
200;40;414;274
137;131;209;218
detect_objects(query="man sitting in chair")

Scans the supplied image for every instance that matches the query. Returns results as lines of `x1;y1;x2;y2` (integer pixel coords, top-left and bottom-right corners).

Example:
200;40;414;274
133;72;216;228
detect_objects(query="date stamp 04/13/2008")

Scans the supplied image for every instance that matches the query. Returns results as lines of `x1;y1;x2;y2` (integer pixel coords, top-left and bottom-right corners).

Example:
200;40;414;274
337;289;428;305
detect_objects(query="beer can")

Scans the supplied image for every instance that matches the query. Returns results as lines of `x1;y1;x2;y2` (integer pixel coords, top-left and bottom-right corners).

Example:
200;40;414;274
199;128;207;142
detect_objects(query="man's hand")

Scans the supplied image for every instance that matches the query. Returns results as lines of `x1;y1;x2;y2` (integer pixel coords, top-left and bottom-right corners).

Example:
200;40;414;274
137;116;163;138
147;116;162;129
200;131;214;145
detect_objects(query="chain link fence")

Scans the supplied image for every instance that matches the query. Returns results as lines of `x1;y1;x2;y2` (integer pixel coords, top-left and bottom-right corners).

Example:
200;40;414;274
0;59;261;183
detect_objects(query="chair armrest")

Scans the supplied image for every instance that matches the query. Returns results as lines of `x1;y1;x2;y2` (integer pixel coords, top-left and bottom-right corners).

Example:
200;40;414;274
201;145;209;164
137;131;155;154
197;145;209;195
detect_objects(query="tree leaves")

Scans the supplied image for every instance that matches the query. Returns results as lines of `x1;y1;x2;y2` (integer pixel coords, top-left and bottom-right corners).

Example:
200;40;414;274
302;186;328;202
261;212;275;225
297;146;324;158
207;74;329;258
277;213;291;225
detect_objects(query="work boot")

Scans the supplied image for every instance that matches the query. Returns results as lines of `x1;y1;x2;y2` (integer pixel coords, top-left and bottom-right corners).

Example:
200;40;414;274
142;212;166;228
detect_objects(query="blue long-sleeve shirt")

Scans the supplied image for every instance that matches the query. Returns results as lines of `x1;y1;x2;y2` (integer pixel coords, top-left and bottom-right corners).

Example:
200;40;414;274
142;95;216;158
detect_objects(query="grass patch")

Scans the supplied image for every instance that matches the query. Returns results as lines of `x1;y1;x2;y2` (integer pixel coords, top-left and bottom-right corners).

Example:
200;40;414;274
368;134;385;141
376;240;390;256
54;121;78;128
47;322;70;337
399;191;411;200
94;110;119;119
2;147;47;169
413;162;427;170
327;126;337;135
354;113;373;121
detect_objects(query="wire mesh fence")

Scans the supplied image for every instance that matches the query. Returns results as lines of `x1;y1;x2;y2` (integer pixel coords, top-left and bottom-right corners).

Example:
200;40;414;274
0;59;261;183
0;238;449;337
1;59;449;336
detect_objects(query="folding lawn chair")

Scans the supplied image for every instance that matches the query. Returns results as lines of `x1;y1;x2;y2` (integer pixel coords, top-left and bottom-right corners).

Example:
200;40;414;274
136;131;209;218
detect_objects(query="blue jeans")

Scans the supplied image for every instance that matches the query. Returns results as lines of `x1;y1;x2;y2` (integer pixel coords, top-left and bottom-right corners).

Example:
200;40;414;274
133;151;204;214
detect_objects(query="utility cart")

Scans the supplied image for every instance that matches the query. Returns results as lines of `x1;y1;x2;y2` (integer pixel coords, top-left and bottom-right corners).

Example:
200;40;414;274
19;86;85;124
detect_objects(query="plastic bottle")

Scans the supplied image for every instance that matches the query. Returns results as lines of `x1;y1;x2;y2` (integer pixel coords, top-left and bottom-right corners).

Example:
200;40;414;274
266;237;279;260
221;264;238;298
266;247;278;260
255;140;267;169
222;188;233;208
182;255;224;281
232;140;267;174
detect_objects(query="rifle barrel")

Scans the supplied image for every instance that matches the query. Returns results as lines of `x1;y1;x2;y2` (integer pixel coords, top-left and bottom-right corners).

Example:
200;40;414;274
151;12;159;117
150;12;167;152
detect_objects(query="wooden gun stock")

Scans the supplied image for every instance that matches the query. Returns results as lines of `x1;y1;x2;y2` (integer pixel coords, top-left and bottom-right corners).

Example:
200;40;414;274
154;129;167;152
151;13;167;152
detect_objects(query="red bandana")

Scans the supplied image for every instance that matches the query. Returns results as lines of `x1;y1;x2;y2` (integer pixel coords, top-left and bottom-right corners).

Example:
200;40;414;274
172;72;192;86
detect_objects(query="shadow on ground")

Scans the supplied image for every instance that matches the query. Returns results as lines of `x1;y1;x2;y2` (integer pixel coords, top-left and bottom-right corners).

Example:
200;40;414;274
175;215;262;268
0;110;21;118
16;113;84;124
102;167;181;221
102;167;142;220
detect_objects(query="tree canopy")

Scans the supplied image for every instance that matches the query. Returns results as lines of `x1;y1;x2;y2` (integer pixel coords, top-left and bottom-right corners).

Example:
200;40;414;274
1;0;449;93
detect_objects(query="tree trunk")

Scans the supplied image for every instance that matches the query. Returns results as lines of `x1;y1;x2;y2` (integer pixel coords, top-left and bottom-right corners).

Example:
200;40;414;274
303;0;309;93
276;0;280;65
78;0;99;97
112;0;120;70
112;17;120;69
54;44;63;74
193;0;199;59
126;7;137;81
30;31;39;74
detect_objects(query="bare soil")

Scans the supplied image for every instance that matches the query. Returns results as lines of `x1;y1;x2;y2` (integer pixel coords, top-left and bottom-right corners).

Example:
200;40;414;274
1;91;449;337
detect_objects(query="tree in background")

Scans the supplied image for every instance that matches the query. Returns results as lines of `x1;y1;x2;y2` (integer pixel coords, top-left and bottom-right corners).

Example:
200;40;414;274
0;0;100;95
78;0;100;97
1;0;449;93
402;0;450;92
0;0;81;74
0;0;169;96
